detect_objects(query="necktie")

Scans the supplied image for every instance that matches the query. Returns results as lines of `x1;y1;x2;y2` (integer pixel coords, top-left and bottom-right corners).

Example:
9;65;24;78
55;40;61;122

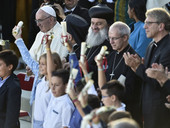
65;11;72;16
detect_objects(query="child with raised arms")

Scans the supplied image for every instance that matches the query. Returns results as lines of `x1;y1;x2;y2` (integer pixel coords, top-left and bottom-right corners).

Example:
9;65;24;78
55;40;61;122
44;40;74;128
12;26;62;128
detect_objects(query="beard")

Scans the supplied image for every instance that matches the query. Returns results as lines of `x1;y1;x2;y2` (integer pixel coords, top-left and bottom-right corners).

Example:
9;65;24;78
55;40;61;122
86;27;108;47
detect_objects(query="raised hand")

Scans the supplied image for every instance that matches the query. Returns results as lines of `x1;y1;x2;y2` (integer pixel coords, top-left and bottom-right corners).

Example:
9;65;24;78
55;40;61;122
79;58;88;73
61;33;76;53
53;3;66;20
12;26;22;40
94;56;103;68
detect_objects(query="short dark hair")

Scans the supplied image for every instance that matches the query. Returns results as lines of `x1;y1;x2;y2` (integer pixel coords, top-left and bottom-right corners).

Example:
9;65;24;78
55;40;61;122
52;69;69;85
0;50;18;72
88;94;101;109
101;80;125;101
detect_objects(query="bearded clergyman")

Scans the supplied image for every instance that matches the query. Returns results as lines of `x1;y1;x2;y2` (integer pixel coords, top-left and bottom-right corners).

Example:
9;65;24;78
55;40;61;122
85;3;113;88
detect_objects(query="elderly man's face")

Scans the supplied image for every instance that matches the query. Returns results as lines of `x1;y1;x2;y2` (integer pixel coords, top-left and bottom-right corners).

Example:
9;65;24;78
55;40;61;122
65;0;78;9
144;16;160;39
86;20;108;47
109;28;127;52
90;18;107;33
35;10;53;32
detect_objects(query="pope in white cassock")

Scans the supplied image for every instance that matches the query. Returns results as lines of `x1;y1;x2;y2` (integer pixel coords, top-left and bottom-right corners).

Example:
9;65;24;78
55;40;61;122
29;5;68;61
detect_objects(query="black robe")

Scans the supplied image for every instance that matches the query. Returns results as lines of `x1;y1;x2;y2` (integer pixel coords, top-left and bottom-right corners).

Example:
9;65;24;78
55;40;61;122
86;39;112;89
106;44;143;126
136;34;170;128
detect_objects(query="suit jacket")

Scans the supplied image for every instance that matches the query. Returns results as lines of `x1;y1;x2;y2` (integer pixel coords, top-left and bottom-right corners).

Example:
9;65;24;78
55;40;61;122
58;5;91;25
0;73;21;128
162;79;170;95
136;34;170;128
72;5;91;25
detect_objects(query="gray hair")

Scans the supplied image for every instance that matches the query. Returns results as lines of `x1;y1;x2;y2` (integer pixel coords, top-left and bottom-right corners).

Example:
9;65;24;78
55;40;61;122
146;8;170;32
109;21;131;37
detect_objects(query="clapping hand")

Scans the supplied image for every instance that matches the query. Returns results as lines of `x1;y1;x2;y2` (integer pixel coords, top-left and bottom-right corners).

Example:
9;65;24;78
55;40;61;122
123;52;141;72
165;95;170;109
145;63;169;86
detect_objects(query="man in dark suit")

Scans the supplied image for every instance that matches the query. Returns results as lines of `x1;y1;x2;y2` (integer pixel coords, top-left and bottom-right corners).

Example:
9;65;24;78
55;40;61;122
54;0;91;24
145;63;170;109
123;8;170;128
0;50;21;128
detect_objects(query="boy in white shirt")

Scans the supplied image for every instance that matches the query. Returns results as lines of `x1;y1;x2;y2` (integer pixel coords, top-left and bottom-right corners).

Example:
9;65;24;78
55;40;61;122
43;69;75;128
44;40;74;128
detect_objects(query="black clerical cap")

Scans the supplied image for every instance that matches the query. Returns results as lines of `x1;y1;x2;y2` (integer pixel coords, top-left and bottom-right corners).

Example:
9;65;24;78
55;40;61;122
88;3;114;25
66;14;89;46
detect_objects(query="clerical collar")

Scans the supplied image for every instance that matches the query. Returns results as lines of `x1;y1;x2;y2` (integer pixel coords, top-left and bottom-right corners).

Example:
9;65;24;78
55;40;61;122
152;42;157;47
110;45;131;80
154;34;169;47
116;44;131;55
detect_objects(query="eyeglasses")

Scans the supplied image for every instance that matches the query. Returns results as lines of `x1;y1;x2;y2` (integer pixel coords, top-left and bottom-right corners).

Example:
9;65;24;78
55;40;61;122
144;21;160;26
35;16;51;24
109;35;124;41
102;95;110;99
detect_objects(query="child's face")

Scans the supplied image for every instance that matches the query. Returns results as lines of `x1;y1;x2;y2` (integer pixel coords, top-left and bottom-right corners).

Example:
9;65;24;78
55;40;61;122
101;89;113;107
0;59;12;79
39;57;47;75
51;76;66;97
